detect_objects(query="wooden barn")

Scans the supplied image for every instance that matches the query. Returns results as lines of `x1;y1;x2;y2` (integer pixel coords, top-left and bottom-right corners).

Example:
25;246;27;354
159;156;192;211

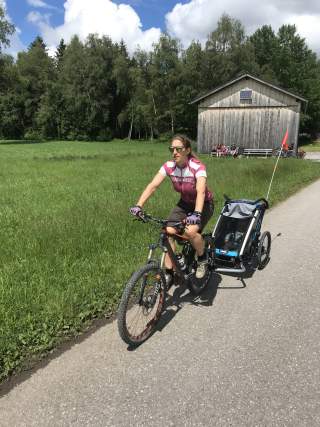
191;74;307;153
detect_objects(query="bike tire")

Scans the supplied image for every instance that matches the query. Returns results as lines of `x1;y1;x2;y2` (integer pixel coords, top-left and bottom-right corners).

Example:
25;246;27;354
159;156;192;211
257;231;271;270
117;263;166;346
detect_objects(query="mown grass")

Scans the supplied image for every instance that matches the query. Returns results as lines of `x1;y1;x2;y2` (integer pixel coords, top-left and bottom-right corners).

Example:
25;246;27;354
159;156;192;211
300;140;320;151
0;139;319;381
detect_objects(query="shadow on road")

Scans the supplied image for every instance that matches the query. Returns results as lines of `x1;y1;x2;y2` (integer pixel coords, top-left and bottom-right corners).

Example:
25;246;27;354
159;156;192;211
126;264;265;351
126;273;222;353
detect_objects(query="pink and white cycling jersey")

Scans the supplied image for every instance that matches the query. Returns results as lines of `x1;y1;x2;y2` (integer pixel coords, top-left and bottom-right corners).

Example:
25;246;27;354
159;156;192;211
159;157;213;205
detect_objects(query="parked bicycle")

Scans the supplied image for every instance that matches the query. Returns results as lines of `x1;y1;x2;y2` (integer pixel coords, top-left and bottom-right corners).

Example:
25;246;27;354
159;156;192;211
117;213;214;346
272;148;305;158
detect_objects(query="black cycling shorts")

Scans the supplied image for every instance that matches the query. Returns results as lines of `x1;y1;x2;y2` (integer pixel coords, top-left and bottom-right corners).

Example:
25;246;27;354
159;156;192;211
167;199;214;231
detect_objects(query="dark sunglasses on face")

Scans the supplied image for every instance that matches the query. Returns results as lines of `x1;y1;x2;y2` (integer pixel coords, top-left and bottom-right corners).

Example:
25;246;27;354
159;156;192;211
169;146;185;153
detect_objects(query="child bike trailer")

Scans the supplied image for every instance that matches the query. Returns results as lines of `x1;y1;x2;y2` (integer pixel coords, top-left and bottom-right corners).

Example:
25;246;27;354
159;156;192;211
212;197;271;274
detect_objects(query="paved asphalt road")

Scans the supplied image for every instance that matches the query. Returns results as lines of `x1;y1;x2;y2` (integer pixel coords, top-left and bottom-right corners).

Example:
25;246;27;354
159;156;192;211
1;179;320;427
305;151;320;161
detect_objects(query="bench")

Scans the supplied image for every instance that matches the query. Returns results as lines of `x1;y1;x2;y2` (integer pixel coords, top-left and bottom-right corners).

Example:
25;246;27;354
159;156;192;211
243;148;273;158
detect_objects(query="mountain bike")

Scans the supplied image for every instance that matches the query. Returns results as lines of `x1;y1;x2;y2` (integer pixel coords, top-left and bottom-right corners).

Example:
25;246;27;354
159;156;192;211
117;214;214;347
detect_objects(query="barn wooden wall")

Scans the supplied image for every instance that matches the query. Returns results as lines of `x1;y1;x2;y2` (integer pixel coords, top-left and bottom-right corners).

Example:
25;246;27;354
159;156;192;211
197;79;302;153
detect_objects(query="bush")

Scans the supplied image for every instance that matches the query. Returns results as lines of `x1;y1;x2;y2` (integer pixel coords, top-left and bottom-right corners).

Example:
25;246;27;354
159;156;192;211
24;129;42;141
298;133;312;146
96;128;113;142
66;131;89;141
157;131;174;143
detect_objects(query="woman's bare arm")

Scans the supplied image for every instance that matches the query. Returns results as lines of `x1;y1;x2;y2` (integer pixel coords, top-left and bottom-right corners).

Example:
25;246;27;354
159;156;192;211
136;172;166;207
194;176;206;213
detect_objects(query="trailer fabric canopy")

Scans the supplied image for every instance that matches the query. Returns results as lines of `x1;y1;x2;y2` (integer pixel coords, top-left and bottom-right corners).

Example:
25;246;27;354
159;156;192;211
223;202;256;219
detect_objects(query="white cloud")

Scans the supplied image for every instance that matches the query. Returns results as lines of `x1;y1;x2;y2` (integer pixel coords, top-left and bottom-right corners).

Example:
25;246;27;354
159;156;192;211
28;0;161;54
28;0;49;7
27;0;59;10
165;0;320;55
27;10;51;25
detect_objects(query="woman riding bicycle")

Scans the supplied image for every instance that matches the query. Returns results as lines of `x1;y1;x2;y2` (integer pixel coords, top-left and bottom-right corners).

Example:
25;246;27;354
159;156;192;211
130;134;214;284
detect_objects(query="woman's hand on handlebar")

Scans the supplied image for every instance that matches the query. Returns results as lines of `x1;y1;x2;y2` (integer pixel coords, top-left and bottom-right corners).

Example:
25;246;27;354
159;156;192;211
186;211;201;225
129;205;144;219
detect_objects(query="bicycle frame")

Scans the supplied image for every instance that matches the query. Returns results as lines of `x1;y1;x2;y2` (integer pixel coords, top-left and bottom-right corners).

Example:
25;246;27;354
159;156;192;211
146;227;191;279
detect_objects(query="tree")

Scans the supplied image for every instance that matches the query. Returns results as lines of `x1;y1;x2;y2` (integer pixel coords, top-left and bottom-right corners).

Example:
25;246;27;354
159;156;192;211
123;49;154;140
111;41;132;138
16;36;55;134
250;27;277;67
82;34;130;140
56;35;89;139
250;26;279;82
55;38;66;69
0;5;15;52
177;41;204;136
276;25;320;135
203;14;256;88
257;24;320;136
0;55;24;138
149;34;183;136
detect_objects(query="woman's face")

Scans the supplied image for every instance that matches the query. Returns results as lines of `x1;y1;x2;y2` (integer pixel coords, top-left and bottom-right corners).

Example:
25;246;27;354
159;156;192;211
169;138;190;166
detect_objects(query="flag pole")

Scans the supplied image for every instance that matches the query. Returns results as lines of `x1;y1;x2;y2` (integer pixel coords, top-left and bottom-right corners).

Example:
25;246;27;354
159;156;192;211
266;130;288;200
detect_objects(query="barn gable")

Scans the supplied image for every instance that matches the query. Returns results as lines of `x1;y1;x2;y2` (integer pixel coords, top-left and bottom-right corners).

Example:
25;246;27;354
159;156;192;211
191;74;307;153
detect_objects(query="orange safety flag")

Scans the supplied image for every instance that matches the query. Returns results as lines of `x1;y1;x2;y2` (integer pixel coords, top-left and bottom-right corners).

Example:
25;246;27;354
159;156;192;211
281;130;289;150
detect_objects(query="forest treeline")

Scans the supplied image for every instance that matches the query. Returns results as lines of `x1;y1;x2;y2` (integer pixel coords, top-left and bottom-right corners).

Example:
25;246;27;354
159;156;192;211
0;8;320;141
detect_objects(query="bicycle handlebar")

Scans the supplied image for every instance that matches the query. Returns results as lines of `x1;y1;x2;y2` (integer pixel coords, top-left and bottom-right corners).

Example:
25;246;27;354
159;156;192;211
135;213;185;229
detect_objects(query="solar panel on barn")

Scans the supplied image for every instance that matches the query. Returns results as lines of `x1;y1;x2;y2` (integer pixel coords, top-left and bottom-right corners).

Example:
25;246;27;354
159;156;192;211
240;90;252;99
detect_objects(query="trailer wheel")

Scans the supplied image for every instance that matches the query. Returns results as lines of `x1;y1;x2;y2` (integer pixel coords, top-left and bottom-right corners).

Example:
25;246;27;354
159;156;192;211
257;231;271;270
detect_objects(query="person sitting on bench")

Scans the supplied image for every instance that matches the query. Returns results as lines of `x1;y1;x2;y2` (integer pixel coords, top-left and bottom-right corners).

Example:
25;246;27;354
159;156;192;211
217;143;228;157
229;145;239;158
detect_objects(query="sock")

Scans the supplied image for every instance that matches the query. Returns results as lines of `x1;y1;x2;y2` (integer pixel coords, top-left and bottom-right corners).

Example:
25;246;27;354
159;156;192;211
197;252;207;262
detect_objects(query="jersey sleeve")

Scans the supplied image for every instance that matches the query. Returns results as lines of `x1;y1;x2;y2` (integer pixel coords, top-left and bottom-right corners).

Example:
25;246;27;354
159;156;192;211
159;164;167;176
195;164;207;178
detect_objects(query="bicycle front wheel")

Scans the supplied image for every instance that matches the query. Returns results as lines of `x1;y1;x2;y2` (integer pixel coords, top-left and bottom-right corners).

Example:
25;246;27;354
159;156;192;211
117;263;166;346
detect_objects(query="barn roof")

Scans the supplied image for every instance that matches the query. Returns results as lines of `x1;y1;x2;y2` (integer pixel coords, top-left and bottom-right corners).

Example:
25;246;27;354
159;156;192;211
190;73;307;104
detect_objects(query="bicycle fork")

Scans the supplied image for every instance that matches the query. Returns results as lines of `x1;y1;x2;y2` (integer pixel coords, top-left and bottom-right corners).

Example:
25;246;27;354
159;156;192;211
147;240;186;278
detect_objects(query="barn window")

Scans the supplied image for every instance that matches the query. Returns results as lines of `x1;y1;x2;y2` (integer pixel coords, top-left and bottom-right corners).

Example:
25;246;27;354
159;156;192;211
240;90;252;104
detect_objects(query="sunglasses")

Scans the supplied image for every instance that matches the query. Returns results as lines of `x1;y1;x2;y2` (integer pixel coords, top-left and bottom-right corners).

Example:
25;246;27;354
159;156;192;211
169;146;185;153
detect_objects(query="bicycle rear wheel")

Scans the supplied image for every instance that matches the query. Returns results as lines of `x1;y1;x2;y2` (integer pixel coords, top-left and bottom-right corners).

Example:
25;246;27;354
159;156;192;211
117;263;166;346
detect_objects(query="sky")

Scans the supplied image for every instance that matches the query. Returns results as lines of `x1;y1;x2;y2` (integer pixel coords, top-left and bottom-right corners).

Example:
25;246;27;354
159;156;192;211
1;0;320;57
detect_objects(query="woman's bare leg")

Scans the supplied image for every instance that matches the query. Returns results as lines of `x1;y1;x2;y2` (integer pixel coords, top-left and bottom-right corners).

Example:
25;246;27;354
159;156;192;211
164;225;205;269
164;227;177;269
184;225;205;256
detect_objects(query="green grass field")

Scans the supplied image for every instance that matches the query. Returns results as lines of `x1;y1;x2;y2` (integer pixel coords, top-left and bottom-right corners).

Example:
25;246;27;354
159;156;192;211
0;139;319;381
